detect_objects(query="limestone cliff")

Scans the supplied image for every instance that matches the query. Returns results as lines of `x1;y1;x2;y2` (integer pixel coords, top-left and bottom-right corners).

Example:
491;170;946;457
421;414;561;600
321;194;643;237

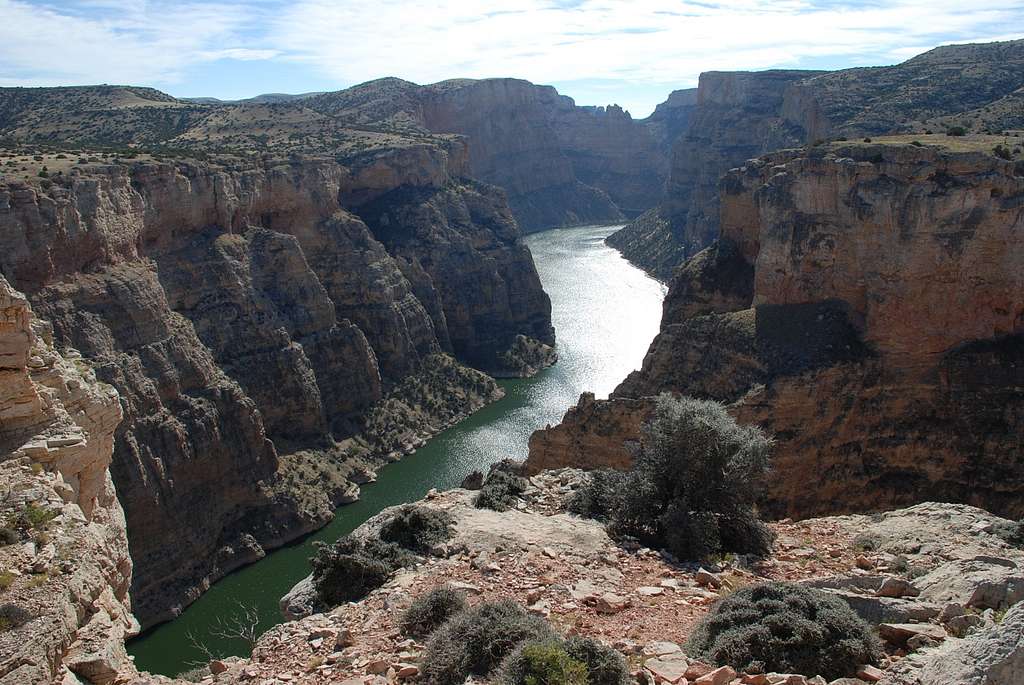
529;140;1024;519
607;70;815;280
0;147;552;626
1;275;137;685
312;77;673;231
610;39;1024;280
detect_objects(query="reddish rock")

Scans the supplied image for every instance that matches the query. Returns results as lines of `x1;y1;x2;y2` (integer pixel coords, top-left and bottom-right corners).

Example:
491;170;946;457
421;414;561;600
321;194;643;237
693;665;736;685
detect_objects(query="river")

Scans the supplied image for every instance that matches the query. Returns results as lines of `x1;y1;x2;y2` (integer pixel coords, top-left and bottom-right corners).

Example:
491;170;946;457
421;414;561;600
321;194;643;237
128;223;666;676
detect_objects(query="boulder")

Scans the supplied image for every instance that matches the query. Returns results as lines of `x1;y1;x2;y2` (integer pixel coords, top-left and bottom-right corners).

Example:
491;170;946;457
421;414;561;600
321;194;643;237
916;601;1024;684
644;654;690;684
916;556;1024;610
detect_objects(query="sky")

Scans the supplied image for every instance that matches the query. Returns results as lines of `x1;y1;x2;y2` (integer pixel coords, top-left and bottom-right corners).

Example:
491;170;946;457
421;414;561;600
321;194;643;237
1;0;1023;118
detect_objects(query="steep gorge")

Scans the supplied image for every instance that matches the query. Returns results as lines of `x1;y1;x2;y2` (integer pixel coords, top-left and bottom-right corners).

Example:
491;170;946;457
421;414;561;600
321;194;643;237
529;140;1024;519
0;141;553;626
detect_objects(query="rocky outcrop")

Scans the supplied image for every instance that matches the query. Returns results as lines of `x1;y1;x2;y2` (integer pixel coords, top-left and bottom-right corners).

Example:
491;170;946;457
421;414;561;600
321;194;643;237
1;275;137;685
0;149;553;625
526;392;648;474
185;476;1024;685
530;141;1024;519
610;39;1024;280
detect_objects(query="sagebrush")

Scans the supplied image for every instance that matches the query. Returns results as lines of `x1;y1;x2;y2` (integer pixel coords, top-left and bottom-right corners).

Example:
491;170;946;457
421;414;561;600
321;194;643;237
420;599;556;685
686;582;881;679
573;394;774;561
380;505;454;554
400;585;468;638
310;536;414;605
475;470;529;512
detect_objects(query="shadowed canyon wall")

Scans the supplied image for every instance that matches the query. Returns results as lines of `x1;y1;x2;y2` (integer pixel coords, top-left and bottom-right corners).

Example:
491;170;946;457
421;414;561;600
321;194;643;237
0;145;553;626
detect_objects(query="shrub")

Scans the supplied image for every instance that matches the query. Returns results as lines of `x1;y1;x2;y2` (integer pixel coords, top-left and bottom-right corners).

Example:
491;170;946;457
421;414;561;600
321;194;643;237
565;636;631;685
475;471;529;512
993;519;1024;548
20;504;57;531
420;599;557;685
310;536;414;605
0;571;13;592
994;144;1013;160
567;469;627;522
910;140;923;147
607;394;774;561
947;126;967;136
852;533;880;552
0;527;18;546
400;585;468;638
498;640;588;685
380;505;454;554
686;582;881;680
0;603;33;632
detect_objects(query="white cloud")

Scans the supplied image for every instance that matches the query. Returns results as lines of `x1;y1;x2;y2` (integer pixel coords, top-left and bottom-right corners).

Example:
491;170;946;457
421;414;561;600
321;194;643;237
268;0;1024;88
0;0;1021;113
0;0;273;85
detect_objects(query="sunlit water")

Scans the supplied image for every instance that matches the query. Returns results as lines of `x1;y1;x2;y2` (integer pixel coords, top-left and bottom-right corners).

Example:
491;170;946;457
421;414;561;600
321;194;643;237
128;224;666;676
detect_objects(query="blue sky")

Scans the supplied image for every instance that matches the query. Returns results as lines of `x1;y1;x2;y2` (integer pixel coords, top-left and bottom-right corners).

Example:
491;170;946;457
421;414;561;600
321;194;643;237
2;0;1023;117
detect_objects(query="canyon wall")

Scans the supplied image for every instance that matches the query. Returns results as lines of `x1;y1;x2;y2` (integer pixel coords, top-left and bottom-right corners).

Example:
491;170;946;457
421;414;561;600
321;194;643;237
0;145;553;626
418;79;673;231
610;39;1024;280
529;141;1024;519
607;70;813;280
1;275;137;685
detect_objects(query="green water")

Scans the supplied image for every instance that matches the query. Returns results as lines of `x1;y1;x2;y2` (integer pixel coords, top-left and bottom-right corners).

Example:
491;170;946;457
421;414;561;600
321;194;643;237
128;224;666;676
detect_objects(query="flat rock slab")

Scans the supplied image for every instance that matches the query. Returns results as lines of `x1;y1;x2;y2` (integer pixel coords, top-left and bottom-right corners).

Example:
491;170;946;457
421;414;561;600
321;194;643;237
645;654;690;684
878;622;947;644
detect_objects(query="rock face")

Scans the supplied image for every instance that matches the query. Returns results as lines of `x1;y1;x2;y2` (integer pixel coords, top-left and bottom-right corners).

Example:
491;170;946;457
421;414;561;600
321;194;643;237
610;39;1024;280
529;141;1024;519
313;77;675;231
607;70;814;279
0;148;553;625
0;275;137;685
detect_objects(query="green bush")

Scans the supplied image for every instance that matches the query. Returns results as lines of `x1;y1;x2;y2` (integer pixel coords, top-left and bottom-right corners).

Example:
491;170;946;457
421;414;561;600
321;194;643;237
567;469;627;522
498;640;588;685
565;636;631;685
420;600;556;685
475;470;529;512
0;603;33;632
400;585;468;638
380;505;454;554
576;394;774;561
686;582;881;680
947;126;967;136
310;536;414;605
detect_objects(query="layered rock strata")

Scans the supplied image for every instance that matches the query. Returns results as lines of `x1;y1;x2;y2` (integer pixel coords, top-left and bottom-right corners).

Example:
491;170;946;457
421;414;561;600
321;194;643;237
610;39;1024;279
1;275;137;685
0;148;552;625
530;141;1024;519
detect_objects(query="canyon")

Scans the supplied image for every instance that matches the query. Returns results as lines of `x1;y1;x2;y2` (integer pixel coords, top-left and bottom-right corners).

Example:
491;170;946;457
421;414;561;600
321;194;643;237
0;123;555;626
529;138;1024;520
0;35;1023;685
